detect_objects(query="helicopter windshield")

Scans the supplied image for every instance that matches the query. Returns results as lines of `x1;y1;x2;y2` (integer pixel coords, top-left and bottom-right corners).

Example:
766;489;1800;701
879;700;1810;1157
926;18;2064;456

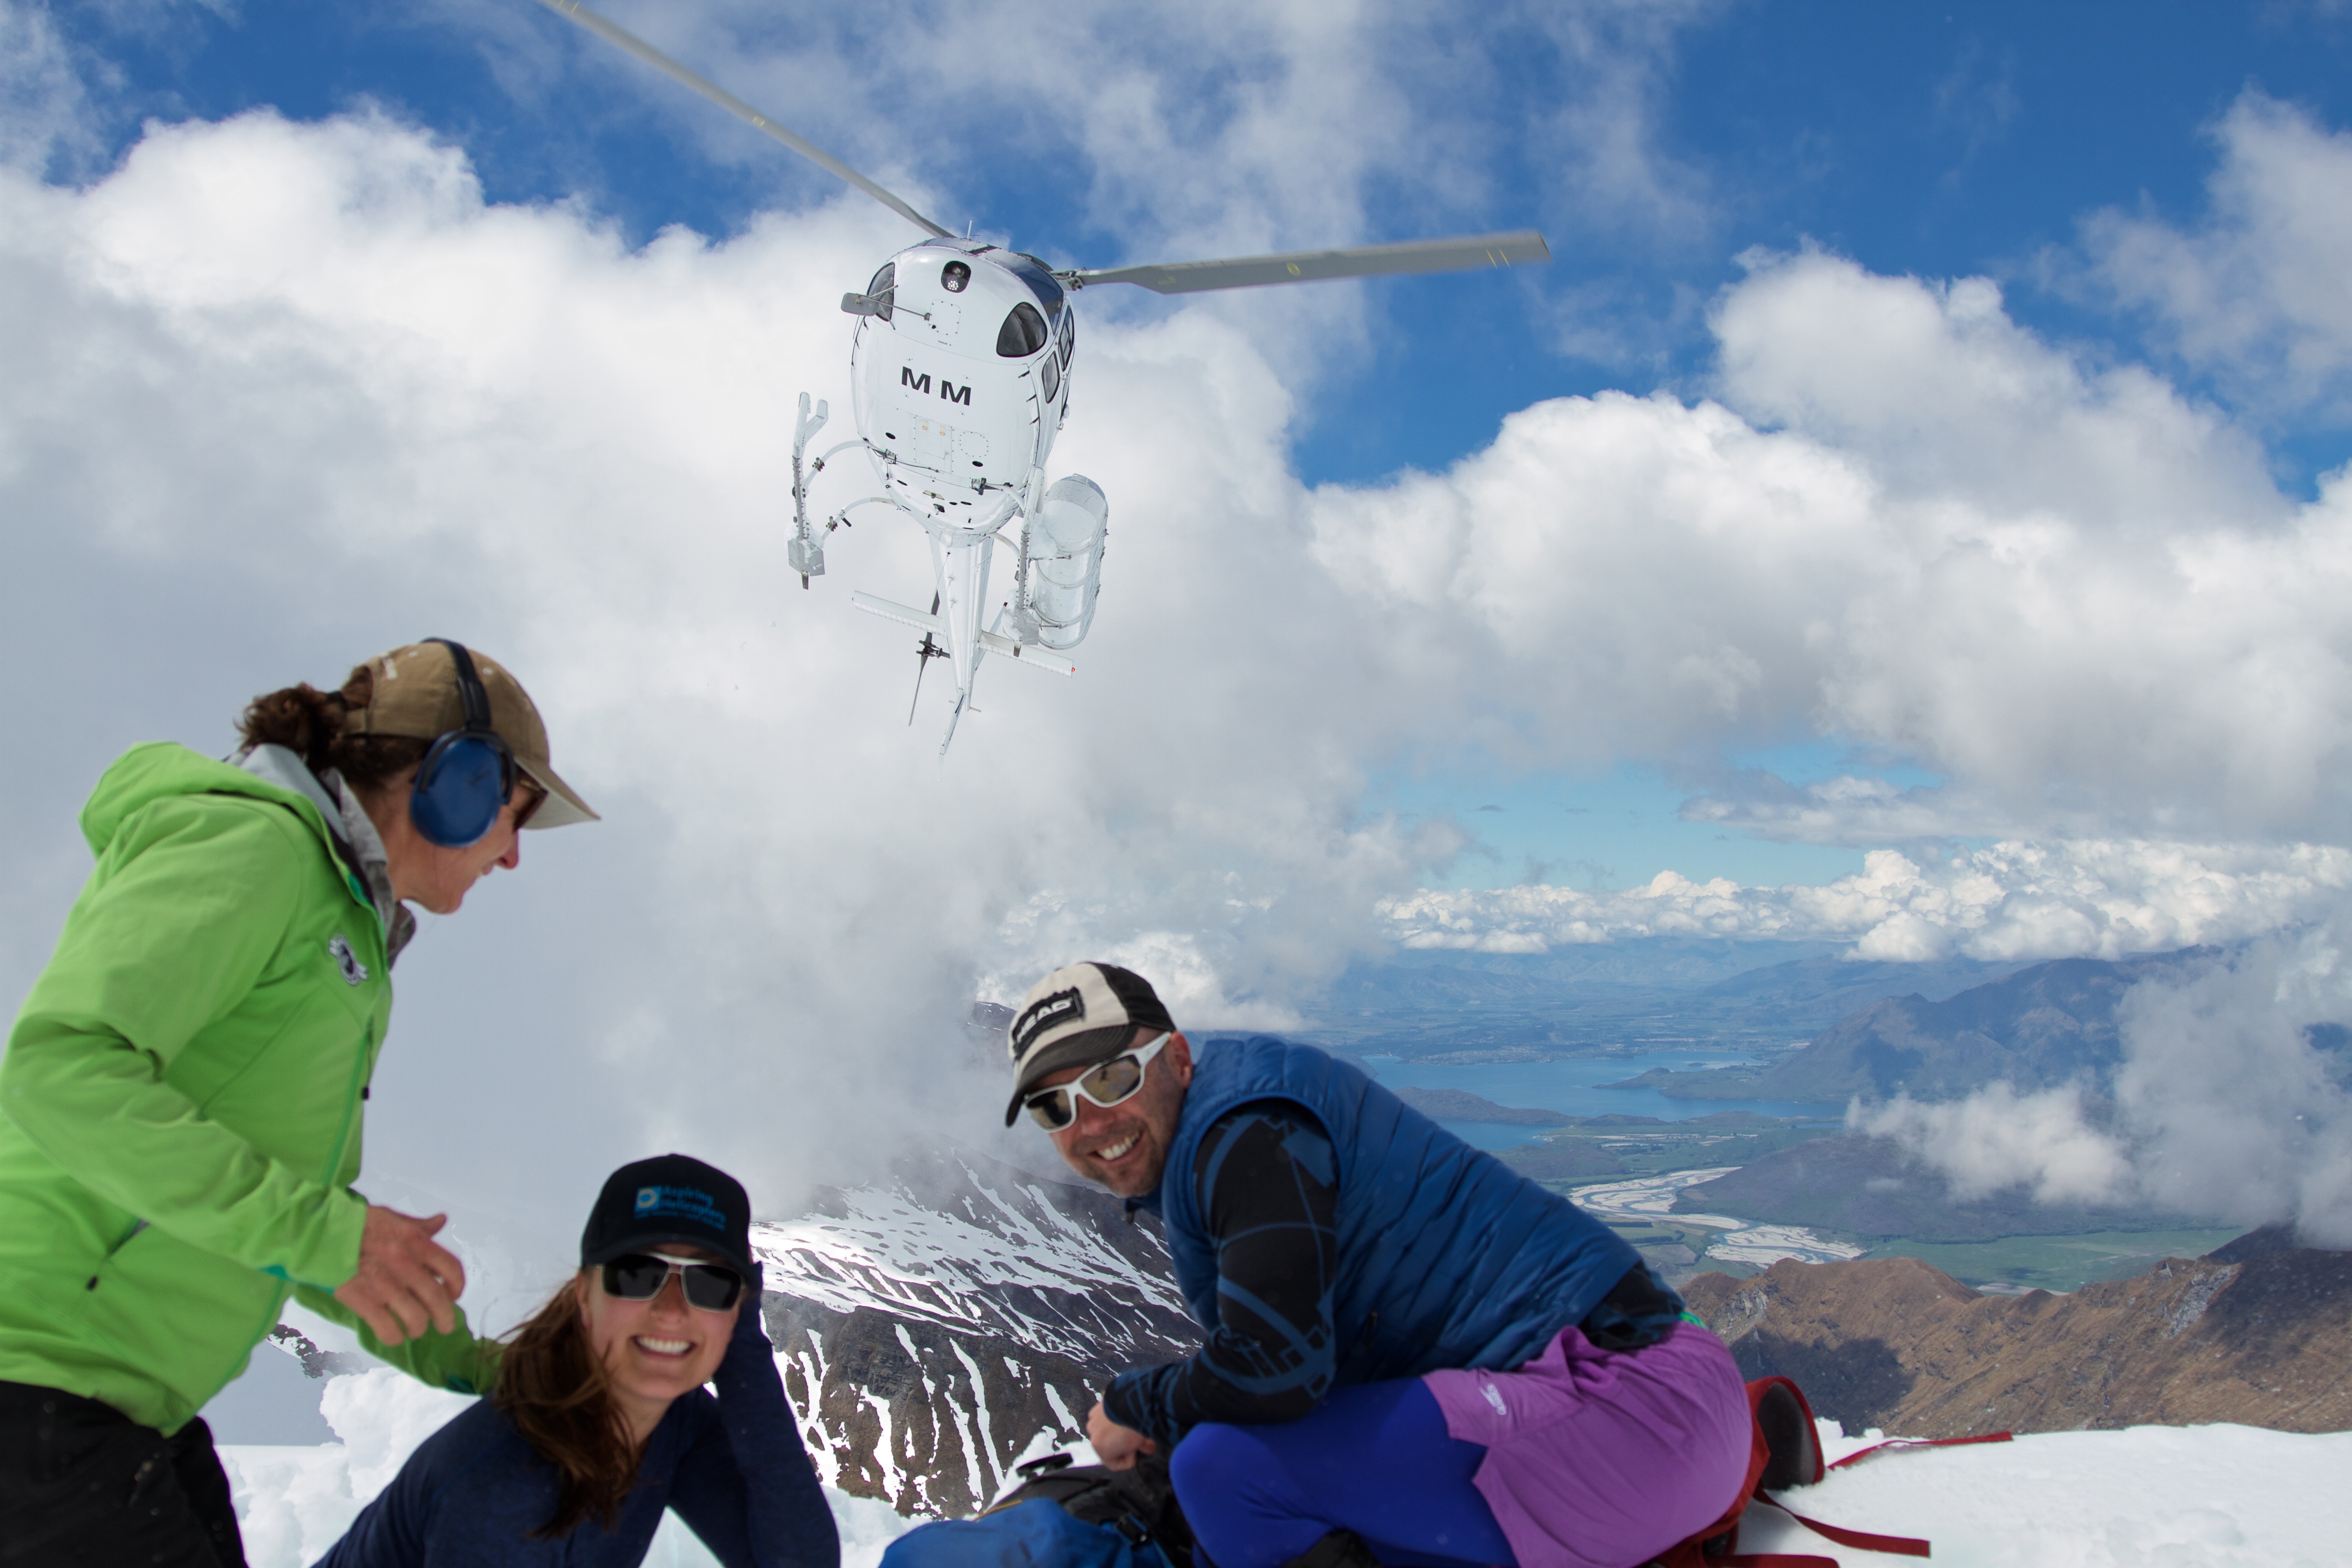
996;303;1049;358
998;253;1066;318
865;262;895;323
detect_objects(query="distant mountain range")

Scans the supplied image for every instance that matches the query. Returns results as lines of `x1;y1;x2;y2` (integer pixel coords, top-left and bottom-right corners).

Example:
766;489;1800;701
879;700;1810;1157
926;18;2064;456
1294;940;2035;1060
1671;1134;2215;1240
1682;1228;2351;1436
1602;950;2225;1104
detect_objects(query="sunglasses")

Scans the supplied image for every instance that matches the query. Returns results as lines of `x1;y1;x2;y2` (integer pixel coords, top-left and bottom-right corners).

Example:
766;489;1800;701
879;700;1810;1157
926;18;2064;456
511;779;549;831
598;1252;746;1312
1023;1033;1171;1131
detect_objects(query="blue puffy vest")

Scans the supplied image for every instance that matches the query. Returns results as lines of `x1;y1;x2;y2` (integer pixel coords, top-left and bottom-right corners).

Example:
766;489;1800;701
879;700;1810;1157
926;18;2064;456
1155;1037;1642;1383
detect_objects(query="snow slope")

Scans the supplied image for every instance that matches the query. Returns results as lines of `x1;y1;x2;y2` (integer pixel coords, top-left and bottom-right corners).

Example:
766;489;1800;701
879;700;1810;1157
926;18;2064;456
224;1365;2347;1568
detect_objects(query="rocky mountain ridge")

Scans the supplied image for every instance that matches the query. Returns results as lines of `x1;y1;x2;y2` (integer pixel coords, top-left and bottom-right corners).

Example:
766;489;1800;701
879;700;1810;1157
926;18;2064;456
751;1150;1196;1517
1681;1230;2352;1437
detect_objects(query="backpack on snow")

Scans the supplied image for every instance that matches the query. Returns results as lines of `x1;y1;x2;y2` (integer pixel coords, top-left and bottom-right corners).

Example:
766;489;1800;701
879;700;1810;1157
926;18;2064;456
879;1450;1194;1568
1646;1376;2013;1568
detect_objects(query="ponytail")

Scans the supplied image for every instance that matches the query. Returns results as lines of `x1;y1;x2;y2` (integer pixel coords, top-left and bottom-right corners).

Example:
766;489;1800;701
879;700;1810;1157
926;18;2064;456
237;663;428;793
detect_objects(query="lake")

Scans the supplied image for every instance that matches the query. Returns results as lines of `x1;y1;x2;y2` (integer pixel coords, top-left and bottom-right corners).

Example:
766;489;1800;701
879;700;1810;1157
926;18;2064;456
1357;1049;1839;1149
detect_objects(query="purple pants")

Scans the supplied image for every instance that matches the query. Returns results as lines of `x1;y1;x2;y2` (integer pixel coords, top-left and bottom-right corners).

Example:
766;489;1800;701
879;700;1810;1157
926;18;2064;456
1172;1324;1749;1568
1421;1323;1750;1568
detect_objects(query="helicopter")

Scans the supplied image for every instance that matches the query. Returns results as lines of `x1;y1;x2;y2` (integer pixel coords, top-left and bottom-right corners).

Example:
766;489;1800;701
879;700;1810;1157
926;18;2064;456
533;0;1553;753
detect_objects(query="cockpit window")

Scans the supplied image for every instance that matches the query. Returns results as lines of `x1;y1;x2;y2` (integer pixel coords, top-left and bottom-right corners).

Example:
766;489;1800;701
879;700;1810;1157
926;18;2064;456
996;302;1049;358
999;253;1067;318
866;262;895;323
1041;350;1061;403
1058;311;1075;370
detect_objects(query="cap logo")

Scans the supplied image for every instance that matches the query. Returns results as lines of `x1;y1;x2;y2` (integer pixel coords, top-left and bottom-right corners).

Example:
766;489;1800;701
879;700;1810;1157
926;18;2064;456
1011;986;1084;1057
633;1184;725;1229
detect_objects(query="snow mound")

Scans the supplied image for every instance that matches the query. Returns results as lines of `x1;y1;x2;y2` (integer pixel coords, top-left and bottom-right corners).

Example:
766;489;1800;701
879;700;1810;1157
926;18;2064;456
221;1364;918;1568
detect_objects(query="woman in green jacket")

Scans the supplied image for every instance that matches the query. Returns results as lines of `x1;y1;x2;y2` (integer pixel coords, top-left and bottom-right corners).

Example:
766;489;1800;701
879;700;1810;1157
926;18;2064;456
0;639;597;1568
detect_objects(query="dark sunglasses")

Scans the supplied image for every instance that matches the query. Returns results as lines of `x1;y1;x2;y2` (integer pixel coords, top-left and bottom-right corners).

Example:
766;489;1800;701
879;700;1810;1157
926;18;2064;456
598;1252;745;1311
1023;1033;1171;1130
511;779;550;831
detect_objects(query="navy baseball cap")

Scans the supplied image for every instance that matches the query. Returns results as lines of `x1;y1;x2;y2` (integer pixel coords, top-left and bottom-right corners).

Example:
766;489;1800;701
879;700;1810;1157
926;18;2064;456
580;1154;758;1284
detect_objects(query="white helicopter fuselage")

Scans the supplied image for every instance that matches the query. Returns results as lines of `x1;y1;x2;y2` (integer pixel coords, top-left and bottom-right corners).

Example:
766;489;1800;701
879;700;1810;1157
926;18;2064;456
828;238;1104;748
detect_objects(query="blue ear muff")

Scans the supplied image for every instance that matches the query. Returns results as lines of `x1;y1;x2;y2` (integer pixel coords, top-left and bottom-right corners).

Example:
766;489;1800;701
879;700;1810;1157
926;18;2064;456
410;732;512;848
408;638;517;849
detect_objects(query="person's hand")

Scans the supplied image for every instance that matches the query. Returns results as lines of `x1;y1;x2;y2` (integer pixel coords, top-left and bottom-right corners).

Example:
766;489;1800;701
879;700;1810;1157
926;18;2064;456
1087;1400;1156;1472
333;1206;466;1347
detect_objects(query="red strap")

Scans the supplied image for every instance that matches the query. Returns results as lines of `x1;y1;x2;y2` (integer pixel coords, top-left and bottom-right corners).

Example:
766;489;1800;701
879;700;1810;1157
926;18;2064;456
1827;1431;2013;1472
1755;1494;1929;1558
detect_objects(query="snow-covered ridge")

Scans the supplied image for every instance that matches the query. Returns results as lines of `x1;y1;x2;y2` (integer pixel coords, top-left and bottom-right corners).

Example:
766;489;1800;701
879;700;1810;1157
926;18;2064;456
751;1152;1189;1367
753;1150;1196;1517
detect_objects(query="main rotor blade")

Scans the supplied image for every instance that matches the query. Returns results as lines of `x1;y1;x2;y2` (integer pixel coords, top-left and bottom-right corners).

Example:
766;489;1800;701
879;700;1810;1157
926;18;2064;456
1063;230;1549;294
531;0;952;240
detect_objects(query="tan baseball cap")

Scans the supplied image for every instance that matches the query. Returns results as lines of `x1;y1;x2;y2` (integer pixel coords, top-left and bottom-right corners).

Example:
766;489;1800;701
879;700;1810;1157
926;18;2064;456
343;641;598;829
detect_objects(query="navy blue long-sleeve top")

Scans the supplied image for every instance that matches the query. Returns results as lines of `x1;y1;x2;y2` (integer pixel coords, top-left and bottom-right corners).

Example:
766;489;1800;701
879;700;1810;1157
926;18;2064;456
1105;1101;1688;1447
316;1306;838;1568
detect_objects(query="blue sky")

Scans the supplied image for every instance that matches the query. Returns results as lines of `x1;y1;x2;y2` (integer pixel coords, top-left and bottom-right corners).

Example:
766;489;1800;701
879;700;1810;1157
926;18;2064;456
35;0;2352;894
49;1;2352;480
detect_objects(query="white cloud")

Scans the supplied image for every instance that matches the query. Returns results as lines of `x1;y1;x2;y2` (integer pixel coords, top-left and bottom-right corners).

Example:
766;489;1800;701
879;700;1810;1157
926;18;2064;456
0;1;95;177
1852;921;2352;1243
1849;1083;2131;1205
2082;92;2352;421
1379;840;2352;961
1311;249;2352;843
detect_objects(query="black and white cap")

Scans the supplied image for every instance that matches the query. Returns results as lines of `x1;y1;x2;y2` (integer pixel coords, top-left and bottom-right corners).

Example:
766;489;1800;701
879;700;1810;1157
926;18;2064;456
1003;962;1175;1127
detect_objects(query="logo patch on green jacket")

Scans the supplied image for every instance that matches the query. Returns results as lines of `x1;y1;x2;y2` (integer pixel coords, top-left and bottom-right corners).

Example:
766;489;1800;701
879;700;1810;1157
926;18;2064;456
328;934;369;986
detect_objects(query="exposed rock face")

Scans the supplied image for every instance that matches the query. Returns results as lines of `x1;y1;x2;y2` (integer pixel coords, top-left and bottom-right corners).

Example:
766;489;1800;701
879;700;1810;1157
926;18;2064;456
1682;1244;2352;1437
753;1151;1197;1518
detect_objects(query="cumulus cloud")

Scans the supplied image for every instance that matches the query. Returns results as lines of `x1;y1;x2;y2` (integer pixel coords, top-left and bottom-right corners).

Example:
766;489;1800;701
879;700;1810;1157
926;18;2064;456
1849;1083;2130;1205
1854;922;2352;1244
2082;92;2352;422
1380;840;2352;961
1312;249;2352;843
0;0;96;177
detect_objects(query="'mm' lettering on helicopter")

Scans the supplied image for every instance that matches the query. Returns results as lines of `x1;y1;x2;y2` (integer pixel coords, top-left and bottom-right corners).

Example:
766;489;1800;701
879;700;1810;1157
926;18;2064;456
900;367;973;406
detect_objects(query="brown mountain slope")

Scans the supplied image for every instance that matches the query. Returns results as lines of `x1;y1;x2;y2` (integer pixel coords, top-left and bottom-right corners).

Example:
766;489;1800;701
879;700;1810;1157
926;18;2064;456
1681;1245;2352;1438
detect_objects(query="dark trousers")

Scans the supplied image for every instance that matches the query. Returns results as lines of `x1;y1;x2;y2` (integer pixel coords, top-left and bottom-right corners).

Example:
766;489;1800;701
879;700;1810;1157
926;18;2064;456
0;1382;246;1568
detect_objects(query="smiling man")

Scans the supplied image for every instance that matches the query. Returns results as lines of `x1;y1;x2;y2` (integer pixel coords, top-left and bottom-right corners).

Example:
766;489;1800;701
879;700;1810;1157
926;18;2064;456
1006;962;1754;1568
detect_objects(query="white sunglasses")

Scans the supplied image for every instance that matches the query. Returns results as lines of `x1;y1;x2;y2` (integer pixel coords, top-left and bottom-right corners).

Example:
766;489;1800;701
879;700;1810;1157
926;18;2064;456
1023;1033;1171;1130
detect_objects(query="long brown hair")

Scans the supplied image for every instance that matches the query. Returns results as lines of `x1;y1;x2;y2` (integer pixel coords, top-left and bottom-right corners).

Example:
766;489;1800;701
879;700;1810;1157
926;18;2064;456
236;663;428;793
492;1278;641;1538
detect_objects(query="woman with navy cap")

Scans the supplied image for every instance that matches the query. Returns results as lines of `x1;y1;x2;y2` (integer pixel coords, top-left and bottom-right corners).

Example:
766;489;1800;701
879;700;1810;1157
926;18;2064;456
318;1153;839;1568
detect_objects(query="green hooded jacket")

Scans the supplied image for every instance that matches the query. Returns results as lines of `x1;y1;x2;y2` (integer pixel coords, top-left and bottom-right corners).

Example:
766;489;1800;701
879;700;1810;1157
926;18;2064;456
0;743;496;1434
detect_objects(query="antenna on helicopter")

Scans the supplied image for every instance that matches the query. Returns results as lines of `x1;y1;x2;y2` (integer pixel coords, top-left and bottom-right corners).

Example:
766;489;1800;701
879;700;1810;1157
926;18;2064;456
908;593;946;725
